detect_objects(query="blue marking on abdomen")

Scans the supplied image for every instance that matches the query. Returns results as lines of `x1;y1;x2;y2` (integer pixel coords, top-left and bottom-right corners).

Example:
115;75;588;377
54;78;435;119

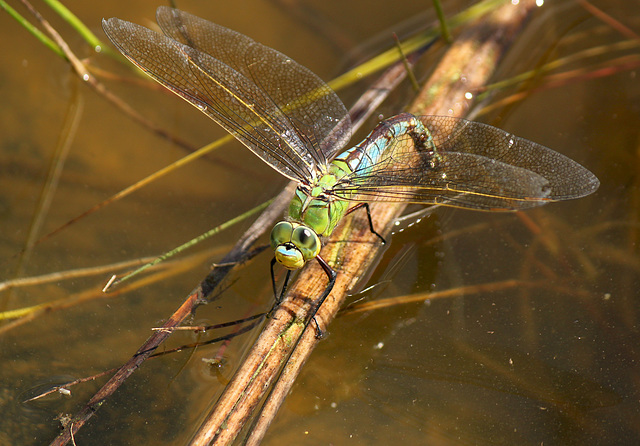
331;113;430;176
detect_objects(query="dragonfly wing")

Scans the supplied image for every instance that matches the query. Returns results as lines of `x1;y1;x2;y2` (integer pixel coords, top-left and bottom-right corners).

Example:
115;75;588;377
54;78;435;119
102;15;340;182
154;7;351;164
420;116;600;201
336;144;552;210
332;117;599;211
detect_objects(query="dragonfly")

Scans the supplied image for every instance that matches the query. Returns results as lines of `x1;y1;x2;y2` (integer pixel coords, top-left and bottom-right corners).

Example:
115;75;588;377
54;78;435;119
102;7;599;329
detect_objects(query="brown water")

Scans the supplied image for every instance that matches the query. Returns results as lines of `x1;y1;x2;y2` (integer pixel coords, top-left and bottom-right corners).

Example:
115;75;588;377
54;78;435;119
0;0;637;444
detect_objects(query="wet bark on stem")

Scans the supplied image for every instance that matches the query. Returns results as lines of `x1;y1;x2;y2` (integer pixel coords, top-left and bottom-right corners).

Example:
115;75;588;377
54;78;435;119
191;0;538;445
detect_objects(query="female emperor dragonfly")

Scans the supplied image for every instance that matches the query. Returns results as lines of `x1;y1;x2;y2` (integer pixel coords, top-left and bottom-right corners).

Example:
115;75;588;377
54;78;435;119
102;7;599;324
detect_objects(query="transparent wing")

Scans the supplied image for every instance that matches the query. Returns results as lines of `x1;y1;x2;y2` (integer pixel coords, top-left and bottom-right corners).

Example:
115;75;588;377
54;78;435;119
332;116;600;211
102;8;351;182
155;7;351;163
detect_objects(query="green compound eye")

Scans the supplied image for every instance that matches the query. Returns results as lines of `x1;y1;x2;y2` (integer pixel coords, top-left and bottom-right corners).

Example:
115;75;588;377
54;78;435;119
292;226;320;262
271;222;320;270
270;221;294;250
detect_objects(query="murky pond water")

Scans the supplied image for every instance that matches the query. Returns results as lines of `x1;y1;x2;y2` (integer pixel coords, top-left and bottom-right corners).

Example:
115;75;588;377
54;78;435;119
0;0;637;444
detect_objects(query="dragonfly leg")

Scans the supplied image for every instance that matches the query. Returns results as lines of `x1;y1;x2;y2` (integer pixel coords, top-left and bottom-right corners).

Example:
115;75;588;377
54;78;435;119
346;203;386;244
270;258;292;312
270;258;278;298
307;256;337;339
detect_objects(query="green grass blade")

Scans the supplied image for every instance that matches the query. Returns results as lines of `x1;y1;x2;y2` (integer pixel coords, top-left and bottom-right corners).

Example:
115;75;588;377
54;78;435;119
0;0;64;58
109;199;275;288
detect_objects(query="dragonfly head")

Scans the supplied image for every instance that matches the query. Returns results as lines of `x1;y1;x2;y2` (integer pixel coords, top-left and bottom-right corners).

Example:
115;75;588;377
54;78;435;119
270;221;321;270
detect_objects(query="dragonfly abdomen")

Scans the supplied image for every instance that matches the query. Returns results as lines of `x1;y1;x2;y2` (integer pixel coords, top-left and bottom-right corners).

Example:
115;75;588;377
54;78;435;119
330;113;436;179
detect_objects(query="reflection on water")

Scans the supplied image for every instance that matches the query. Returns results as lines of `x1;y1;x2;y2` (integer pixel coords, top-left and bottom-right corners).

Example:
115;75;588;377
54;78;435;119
0;0;638;444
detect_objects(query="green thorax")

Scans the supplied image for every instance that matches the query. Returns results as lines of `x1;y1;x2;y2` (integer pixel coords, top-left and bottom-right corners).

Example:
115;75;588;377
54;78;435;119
288;169;352;237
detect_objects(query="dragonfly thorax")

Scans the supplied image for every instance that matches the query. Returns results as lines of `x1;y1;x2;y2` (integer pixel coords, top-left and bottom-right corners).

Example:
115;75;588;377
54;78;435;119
270;221;321;270
288;178;350;239
270;172;351;270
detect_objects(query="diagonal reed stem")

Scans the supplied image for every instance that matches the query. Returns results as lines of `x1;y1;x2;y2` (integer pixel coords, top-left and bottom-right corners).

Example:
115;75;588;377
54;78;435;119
190;1;539;445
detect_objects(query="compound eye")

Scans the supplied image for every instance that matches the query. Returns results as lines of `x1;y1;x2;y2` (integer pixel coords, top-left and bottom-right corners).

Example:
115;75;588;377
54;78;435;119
293;226;316;249
270;221;293;249
292;226;320;261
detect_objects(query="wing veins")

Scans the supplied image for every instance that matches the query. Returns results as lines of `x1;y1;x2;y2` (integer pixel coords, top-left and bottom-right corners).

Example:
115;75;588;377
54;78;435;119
102;17;321;182
182;54;310;176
